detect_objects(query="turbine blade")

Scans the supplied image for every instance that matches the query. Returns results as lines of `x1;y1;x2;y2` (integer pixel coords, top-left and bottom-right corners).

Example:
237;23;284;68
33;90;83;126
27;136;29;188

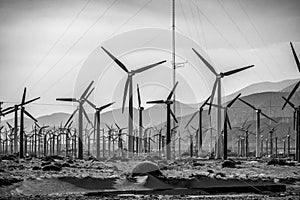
208;79;218;114
192;48;217;76
185;111;197;129
167;81;179;101
238;98;257;110
134;60;166;74
35;122;40;128
64;108;78;128
290;42;300;73
203;128;209;134
294;111;296;130
122;78;130;113
22;97;40;106
68;121;73;129
85;99;96;109
206;102;223;109
137;84;141;108
105;123;111;130
23;109;38;122
227;93;241;108
246;123;252;130
114;123;120;130
93;112;97;128
1;106;14;113
242;118;248;129
170;109;178;123
6;122;12;129
261;112;277;123
200;95;211;108
190;125;197;131
56;98;77;102
82;108;92;124
84;87;94;101
99;102;115;111
226;112;232;130
282;80;300;110
146;100;165;104
2;108;16;116
21;87;27;104
281;96;295;109
80;80;94;99
222;65;254;77
101;46;129;73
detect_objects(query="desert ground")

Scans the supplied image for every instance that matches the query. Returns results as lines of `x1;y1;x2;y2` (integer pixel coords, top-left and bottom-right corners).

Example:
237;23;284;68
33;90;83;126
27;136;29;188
0;154;299;200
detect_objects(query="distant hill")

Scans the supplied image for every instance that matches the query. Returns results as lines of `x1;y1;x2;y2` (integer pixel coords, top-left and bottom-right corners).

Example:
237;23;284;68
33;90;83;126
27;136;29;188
281;79;300;92
226;78;298;100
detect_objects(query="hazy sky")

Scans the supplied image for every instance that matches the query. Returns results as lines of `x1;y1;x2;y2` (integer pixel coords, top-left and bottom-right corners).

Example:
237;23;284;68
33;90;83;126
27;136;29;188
0;0;300;118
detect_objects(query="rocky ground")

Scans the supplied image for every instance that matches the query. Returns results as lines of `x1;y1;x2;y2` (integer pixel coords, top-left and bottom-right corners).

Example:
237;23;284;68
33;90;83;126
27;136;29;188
0;154;299;199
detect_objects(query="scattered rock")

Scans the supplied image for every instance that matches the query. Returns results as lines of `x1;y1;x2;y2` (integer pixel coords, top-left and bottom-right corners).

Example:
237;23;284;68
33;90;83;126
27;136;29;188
41;161;52;166
42;164;61;171
32;166;41;170
1;154;17;161
222;160;236;168
42;156;54;162
207;169;214;173
53;162;62;168
216;172;226;178
61;163;71;168
66;159;74;164
0;177;23;186
158;162;168;170
267;158;295;166
192;161;204;167
87;156;97;161
131;161;164;177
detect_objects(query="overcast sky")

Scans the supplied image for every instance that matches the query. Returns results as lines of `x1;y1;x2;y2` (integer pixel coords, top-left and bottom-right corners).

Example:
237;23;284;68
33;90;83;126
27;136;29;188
0;0;300;118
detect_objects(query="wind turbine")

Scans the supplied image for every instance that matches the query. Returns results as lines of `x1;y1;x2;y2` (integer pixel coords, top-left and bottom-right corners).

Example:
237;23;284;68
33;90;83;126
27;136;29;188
56;81;94;159
147;81;178;160
114;123;127;157
235;121;253;158
101;46;166;157
2;88;40;156
238;97;277;158
192;48;254;158
281;43;300;160
153;127;163;157
85;99;115;160
207;93;241;159
185;96;210;156
136;84;144;155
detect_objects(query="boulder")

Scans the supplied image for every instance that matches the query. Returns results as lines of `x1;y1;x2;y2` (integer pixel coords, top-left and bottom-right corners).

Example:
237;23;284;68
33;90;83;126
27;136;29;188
222;160;236;168
61;162;71;168
32;166;41;170
42;164;61;171
131;161;164;177
41;161;52;166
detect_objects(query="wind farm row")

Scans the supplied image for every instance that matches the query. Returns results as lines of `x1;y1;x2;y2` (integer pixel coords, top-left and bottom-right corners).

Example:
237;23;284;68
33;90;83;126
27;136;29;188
0;42;299;163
